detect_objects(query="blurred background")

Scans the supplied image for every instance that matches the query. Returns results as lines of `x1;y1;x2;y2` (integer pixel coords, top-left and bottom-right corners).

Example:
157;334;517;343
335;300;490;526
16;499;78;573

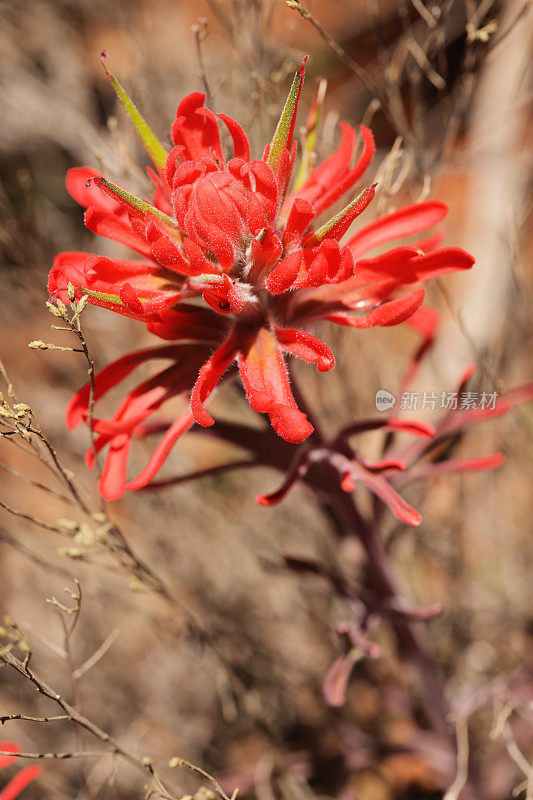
0;0;532;798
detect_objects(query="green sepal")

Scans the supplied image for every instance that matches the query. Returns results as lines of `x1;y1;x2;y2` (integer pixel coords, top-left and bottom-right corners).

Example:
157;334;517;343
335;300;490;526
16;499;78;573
267;56;308;173
82;287;159;307
96;177;180;233
311;187;371;243
101;51;167;172
82;287;125;306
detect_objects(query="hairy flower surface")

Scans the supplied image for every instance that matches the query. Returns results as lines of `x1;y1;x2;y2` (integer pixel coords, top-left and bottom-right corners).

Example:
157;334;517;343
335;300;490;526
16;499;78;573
50;56;474;500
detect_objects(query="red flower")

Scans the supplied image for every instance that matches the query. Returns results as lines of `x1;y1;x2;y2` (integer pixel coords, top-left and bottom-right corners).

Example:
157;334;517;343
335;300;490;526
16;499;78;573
50;55;474;500
255;309;533;527
0;742;41;800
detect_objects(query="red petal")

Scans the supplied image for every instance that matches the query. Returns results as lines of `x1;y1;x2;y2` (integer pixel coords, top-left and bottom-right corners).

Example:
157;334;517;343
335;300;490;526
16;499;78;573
404;453;505;483
98;434;130;502
172;93;223;163
66;167;120;212
415;228;445;253
190;333;240;426
440;383;533;434
238;327;313;443
126;411;195;491
84;207;151;257
0;742;20;770
147;165;173;215
66;345;191;429
275;326;335;372
119;282;143;313
341;458;421;526
239;160;278;220
327;289;425;328
312;126;375;216
323;653;359;707
339;417;435;440
265;251;302;294
48;251;175;315
407;305;440;340
294;121;356;207
217;113;250;161
282;198;315;249
146;305;228;342
360;457;407;472
0;766;42;800
248;228;283;285
255;449;314;506
348;200;448;258
402;306;440;387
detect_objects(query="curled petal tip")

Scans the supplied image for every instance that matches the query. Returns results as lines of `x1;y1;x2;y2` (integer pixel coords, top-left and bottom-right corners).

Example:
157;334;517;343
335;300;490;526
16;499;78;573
341;473;355;492
100;49;109;61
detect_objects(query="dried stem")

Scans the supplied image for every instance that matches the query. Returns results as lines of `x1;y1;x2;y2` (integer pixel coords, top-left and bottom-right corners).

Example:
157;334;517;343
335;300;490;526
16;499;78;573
192;18;216;110
0;647;231;800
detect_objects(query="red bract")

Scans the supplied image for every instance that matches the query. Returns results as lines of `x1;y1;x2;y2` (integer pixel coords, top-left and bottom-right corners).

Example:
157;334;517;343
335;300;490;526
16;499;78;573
50;55;474;501
0;742;41;800
255;315;533;528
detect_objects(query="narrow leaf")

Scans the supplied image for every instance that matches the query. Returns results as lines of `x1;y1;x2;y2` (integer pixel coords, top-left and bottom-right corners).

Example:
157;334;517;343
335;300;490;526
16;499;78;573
267;56;308;172
92;177;179;230
101;51;167;172
310;185;376;243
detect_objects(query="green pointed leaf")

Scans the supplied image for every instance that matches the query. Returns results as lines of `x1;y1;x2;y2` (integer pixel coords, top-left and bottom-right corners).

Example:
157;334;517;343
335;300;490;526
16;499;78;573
101;51;167;172
95;177;180;233
82;287;158;307
82;287;124;305
311;186;374;243
267;56;308;173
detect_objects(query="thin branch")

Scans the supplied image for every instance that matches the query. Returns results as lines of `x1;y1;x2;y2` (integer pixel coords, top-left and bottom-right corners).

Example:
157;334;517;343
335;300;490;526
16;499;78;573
192;18;215;110
73;628;120;680
410;0;438;29
0;460;74;505
443;718;470;800
285;1;383;102
0;749;113;761
0;648;230;800
28;422;91;515
0;529;72;578
0;498;68;535
406;38;446;90
1;714;70;724
62;302;102;491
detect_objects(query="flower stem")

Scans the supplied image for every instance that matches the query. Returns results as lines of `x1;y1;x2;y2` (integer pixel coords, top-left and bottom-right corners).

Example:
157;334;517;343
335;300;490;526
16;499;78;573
289;370;449;731
289;372;488;797
334;486;450;732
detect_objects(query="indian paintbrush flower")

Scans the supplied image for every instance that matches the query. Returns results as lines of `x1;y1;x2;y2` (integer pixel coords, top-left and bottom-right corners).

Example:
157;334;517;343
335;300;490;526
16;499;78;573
49;54;475;501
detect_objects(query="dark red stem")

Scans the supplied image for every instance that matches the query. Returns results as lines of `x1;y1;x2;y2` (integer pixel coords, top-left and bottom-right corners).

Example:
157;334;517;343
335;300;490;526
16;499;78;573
289;371;483;799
